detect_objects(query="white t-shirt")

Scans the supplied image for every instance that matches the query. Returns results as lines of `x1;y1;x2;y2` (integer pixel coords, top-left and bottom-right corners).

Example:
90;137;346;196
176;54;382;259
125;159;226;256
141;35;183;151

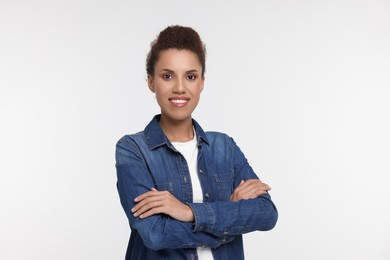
172;133;213;260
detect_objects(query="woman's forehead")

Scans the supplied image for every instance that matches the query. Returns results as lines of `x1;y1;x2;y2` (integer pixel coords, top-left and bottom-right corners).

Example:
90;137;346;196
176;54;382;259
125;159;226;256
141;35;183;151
156;49;202;70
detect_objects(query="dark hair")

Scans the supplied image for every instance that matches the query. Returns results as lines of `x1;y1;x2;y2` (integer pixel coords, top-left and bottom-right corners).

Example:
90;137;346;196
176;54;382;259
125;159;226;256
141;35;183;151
146;25;206;77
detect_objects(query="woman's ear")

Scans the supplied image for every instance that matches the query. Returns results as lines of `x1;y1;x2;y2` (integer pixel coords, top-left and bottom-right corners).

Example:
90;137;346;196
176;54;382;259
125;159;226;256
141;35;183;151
147;75;155;93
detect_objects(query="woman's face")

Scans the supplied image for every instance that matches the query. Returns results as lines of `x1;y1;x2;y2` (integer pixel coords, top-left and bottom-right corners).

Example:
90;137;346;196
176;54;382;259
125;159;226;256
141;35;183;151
148;48;204;123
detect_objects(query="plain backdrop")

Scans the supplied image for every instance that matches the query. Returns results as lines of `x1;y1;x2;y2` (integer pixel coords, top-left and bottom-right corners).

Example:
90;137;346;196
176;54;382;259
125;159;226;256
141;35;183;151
1;0;389;259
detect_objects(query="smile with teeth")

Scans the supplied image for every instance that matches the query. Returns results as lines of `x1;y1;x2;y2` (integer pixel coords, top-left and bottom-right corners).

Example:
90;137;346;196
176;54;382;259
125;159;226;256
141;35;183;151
169;98;190;107
170;99;188;104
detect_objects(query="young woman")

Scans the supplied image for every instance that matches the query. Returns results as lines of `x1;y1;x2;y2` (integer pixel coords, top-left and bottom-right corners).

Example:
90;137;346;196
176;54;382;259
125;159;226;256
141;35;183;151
116;25;278;260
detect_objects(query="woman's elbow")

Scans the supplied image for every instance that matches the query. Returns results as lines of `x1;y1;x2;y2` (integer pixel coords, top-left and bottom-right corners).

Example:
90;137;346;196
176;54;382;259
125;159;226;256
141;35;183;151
256;198;278;231
262;204;278;231
139;225;170;251
143;236;166;251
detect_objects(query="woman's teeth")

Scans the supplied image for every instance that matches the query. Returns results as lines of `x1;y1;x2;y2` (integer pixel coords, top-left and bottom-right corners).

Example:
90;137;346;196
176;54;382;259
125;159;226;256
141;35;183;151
171;99;188;104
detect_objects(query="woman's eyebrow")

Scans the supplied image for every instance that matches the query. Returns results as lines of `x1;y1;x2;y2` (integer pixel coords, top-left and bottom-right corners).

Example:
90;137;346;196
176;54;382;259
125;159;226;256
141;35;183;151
161;68;175;73
186;69;199;73
160;69;199;73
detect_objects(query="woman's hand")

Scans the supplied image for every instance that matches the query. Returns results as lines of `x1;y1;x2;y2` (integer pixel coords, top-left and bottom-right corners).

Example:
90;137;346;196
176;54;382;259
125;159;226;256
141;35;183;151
230;179;271;202
132;188;194;222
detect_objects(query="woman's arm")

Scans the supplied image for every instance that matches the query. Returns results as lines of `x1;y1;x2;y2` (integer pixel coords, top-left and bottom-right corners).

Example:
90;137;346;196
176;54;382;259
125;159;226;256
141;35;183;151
188;193;277;237
131;187;194;221
130;136;278;238
115;137;233;251
187;137;278;237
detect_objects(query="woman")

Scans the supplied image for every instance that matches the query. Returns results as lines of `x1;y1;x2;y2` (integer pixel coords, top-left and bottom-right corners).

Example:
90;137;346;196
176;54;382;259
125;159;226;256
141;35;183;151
116;25;278;260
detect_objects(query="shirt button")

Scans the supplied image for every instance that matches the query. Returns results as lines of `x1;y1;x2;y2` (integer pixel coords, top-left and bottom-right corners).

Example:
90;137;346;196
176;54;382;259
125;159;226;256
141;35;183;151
205;193;210;199
199;169;204;174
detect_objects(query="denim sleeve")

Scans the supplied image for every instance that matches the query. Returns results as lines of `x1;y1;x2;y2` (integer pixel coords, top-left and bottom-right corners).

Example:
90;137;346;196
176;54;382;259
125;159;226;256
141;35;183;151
188;137;278;237
115;137;233;251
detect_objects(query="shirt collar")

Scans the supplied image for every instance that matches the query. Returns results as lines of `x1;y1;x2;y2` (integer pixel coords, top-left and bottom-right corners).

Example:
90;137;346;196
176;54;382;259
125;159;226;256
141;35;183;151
144;114;209;150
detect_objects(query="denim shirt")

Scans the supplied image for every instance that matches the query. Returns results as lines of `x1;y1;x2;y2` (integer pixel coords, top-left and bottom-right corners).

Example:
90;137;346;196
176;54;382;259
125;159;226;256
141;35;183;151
115;115;278;260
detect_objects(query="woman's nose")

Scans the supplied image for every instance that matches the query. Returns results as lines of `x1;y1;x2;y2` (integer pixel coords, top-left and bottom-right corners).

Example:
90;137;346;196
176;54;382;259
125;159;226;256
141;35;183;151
173;79;186;93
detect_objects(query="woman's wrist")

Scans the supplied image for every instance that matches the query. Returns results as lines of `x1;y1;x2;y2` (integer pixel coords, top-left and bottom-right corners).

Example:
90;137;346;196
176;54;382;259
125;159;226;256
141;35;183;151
185;204;195;222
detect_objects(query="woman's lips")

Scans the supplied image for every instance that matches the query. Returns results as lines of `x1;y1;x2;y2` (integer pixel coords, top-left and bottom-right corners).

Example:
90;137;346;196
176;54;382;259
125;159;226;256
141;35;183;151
169;97;190;107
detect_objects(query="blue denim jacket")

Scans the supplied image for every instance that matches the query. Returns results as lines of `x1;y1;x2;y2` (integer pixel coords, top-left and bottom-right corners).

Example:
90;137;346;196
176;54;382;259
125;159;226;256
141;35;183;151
115;115;278;260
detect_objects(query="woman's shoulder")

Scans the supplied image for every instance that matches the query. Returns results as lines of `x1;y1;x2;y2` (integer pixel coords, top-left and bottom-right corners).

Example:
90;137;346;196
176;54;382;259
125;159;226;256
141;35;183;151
205;130;230;138
204;131;235;145
117;131;144;143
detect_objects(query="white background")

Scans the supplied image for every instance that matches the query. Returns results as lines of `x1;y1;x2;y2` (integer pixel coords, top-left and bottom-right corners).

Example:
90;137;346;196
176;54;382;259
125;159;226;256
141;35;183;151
1;0;389;259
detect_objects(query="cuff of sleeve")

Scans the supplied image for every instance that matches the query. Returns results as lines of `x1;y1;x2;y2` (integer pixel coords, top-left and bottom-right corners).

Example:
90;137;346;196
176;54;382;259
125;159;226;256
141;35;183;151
187;202;216;233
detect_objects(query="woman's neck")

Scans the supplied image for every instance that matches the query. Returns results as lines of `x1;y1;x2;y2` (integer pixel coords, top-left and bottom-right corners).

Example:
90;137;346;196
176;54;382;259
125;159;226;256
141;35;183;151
159;115;194;142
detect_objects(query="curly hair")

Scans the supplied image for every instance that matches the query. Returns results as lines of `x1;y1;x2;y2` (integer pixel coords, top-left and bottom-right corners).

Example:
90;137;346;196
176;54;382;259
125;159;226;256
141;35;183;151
146;25;206;77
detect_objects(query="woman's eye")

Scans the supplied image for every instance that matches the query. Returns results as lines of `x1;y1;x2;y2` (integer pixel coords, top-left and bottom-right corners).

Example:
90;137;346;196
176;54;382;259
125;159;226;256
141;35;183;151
162;74;173;80
187;75;197;80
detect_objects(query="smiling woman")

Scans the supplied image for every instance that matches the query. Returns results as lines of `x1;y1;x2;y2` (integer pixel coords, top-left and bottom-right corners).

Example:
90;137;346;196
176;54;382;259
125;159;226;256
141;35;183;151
148;49;204;141
115;25;278;260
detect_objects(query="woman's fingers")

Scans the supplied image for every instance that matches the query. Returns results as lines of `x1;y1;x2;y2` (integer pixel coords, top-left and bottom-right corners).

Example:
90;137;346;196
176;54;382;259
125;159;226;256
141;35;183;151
230;179;272;202
134;189;160;202
138;206;163;219
131;189;194;222
132;190;167;214
134;200;164;218
232;180;247;193
235;179;269;192
239;184;269;198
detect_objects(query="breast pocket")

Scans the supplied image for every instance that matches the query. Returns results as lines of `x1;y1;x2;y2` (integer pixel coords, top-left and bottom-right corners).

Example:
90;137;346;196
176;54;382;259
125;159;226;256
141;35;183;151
214;171;235;201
